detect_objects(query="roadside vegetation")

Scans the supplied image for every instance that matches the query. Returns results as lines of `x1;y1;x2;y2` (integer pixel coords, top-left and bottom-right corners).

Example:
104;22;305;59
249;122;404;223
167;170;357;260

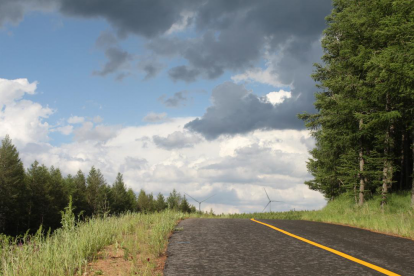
297;0;414;208
229;192;414;239
0;201;187;276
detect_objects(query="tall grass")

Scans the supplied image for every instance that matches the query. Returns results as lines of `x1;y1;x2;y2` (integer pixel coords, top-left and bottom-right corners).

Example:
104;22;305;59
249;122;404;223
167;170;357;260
0;200;185;276
228;192;414;239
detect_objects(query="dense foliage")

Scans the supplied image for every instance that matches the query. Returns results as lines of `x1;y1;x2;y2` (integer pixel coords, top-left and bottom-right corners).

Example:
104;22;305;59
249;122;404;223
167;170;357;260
299;0;414;206
0;135;196;236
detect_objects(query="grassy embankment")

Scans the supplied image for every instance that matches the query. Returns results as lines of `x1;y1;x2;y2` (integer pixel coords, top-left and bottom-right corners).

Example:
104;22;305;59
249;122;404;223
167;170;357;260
228;192;414;239
0;201;188;276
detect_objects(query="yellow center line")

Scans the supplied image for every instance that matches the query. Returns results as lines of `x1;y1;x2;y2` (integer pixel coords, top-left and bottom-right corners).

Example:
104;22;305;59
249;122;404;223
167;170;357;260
251;218;400;276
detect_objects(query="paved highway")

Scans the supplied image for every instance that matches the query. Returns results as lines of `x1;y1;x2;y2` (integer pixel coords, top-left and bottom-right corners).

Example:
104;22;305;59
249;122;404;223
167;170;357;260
164;219;414;275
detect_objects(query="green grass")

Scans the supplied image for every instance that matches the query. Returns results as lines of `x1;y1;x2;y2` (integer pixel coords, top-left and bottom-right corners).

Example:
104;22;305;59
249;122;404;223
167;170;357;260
228;192;414;239
0;203;186;276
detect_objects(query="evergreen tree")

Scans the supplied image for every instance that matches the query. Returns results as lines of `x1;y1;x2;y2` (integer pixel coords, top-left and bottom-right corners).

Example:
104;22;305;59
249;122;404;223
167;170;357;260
300;0;414;206
111;173;129;214
86;167;108;215
26;161;53;233
179;196;191;213
155;193;167;212
167;189;181;210
0;135;26;235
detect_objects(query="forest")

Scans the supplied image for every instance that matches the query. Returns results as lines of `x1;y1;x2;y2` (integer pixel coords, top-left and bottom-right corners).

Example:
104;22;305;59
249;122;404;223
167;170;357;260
299;0;414;206
0;135;196;237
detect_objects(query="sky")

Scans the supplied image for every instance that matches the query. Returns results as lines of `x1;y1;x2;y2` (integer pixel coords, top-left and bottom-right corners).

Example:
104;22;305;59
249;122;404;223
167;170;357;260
0;0;332;214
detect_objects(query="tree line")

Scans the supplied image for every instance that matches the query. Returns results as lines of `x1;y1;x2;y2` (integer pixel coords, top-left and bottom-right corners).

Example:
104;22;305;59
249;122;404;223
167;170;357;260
299;0;414;206
0;135;196;237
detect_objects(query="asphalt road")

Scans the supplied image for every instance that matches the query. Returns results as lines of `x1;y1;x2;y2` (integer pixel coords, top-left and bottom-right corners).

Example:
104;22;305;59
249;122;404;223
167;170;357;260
164;219;414;276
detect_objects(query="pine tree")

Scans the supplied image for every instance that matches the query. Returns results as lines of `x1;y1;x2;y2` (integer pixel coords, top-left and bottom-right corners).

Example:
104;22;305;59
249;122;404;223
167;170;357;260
111;173;129;214
155;193;167;212
0;135;26;235
86;167;108;215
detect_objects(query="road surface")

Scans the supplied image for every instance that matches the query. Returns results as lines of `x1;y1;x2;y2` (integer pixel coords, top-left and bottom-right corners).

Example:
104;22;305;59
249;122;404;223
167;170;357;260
164;219;414;275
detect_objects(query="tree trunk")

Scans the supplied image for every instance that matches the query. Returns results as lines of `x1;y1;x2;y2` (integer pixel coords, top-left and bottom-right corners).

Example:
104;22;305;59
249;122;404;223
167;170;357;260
359;118;365;206
400;133;405;191
411;132;414;207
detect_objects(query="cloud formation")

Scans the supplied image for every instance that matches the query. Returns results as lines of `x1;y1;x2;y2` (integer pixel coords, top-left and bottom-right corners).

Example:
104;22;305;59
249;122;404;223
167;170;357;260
0;78;53;148
185;82;304;140
153;131;202;150
142;112;168;123
93;47;133;79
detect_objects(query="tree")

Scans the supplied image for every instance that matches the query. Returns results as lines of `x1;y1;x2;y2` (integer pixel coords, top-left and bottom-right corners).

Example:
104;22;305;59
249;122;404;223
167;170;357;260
300;0;414;206
137;189;150;212
0;135;26;235
111;173;129;214
155;193;167;212
179;196;191;213
167;189;181;210
86;167;108;215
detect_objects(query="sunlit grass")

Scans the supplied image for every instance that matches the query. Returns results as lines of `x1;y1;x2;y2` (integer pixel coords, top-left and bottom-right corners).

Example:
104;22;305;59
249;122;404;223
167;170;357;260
0;200;186;276
228;192;414;239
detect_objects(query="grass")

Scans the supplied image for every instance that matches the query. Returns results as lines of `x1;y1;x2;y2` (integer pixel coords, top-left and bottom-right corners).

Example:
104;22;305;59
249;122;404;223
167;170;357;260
0;200;187;276
228;192;414;239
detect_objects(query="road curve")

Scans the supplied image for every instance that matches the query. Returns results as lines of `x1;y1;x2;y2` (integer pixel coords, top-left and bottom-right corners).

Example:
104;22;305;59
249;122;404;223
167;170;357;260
164;219;414;276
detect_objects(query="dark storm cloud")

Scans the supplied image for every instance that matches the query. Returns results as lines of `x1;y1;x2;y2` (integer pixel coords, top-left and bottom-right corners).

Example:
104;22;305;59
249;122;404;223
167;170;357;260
185;82;305;140
59;0;197;38
93;47;132;77
153;131;202;150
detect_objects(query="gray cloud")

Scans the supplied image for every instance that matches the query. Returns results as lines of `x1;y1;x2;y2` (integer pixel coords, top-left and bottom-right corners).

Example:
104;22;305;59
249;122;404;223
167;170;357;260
0;0;56;27
153;131;202;150
158;89;207;108
158;91;187;108
59;0;197;38
73;122;118;142
142;112;168;123
168;65;200;83
138;58;164;80
185;82;305;139
199;143;309;185
95;30;118;49
119;156;148;172
93;47;132;77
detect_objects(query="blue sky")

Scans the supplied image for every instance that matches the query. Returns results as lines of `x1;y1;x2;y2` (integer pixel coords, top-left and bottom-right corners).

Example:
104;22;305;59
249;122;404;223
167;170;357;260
0;0;332;213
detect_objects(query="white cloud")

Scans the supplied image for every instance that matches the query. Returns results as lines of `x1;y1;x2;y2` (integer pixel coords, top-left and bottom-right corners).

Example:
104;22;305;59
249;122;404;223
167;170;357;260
73;122;119;142
0;78;37;107
93;116;103;123
53;125;73;135
2;77;325;214
0;78;53;148
67;116;85;124
265;90;291;105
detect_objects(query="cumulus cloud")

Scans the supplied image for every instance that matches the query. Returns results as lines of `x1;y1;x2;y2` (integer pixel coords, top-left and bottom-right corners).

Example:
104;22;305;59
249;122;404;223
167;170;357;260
0;78;53;147
73;121;118;142
265;90;292;105
185;82;304;140
142;112;168;123
153;131;203;150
